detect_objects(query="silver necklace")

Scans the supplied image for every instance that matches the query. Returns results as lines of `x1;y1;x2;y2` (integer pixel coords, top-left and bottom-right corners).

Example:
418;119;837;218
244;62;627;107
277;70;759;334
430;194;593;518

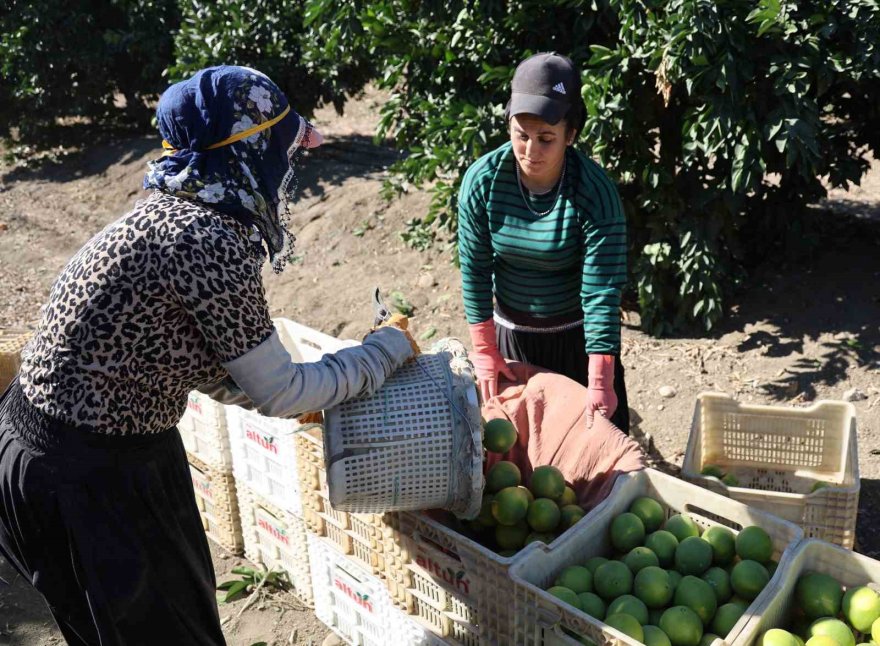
515;158;566;217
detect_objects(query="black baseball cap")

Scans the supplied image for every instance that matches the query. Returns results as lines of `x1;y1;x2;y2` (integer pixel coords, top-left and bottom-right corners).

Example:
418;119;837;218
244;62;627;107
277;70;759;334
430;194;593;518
506;52;582;126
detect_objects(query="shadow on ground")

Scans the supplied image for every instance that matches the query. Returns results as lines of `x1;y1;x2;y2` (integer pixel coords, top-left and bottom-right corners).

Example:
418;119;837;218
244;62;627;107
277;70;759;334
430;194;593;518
716;216;880;401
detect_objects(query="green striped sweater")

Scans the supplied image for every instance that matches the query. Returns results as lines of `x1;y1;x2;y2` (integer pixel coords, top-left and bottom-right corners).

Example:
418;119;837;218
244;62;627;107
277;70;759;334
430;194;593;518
458;141;627;354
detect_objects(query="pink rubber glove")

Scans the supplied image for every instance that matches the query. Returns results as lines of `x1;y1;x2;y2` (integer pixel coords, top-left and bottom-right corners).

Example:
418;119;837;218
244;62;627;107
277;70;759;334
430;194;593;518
468;320;516;402
587;353;618;427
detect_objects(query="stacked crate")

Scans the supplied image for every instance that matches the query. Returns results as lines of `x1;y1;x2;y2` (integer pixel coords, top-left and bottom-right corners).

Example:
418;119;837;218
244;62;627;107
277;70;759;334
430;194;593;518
180;390;244;555
225;318;362;606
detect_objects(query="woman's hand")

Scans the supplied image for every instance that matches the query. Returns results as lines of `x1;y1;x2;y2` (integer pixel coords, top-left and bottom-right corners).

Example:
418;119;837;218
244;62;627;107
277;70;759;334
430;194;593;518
586;353;618;426
468;319;515;401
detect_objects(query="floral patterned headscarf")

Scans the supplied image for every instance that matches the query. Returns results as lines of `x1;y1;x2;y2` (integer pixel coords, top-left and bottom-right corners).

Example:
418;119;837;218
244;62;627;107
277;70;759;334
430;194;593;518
144;65;314;273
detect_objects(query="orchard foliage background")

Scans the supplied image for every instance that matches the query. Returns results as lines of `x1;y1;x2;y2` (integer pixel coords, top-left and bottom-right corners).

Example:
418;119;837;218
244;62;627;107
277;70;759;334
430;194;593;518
2;0;879;334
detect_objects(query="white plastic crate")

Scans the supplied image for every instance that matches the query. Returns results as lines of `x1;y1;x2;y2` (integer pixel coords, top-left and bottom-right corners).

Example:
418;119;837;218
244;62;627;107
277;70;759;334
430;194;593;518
188;453;243;554
228;318;359;516
178;390;233;471
509;468;805;646
228;406;304;516
309;533;433;646
237;483;313;604
731;539;880;646
387;510;543;645
682;392;859;548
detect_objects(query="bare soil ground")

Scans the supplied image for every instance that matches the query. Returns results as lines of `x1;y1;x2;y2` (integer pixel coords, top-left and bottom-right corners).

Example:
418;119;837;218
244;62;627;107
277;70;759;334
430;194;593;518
1;88;878;645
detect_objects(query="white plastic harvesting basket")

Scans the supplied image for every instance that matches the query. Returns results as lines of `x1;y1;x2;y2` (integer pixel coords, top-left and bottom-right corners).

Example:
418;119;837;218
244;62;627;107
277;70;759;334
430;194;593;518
324;341;483;518
731;539;880;646
237;483;313;604
178;390;233;471
509;468;805;646
227;317;358;516
682;392;859;548
309;533;434;646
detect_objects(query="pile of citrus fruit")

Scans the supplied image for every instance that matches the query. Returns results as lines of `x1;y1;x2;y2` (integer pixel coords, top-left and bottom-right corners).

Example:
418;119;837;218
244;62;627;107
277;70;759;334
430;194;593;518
472;418;586;554
542;495;780;646
757;572;880;646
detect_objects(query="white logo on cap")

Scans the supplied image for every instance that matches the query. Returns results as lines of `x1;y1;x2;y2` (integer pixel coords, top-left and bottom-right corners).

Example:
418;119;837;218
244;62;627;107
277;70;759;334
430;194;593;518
553;82;566;95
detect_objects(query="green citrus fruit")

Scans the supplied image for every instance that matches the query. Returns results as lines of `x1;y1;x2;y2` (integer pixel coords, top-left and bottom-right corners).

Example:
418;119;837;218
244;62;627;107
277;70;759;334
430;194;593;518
560;485;578;507
491;486;529;526
518;485;535;504
735;526;773;563
527;498;561;533
796;572;844;620
611;512;646;553
579;592;606;619
644;625;673;646
675;537;714;576
585;556;609;574
665;514;701;543
630;497;665;533
809;618;855;646
702;526;736;567
730;560;770;601
872;616;880;644
548;585;582;610
495;520;529;550
595;560;634;600
701;634;722;646
712;603;747;638
560;504;586;530
606;613;645;642
483;418;518;453
634;566;673;609
842;586;880;632
660;606;704;646
722;474;739;487
646;530;679;568
674;575;718;626
555;565;593;594
805;637;839;646
608;594;650;625
529;465;566;500
701;465;725;478
702;567;733;604
624;546;660;574
761;629;799;646
486;461;521;493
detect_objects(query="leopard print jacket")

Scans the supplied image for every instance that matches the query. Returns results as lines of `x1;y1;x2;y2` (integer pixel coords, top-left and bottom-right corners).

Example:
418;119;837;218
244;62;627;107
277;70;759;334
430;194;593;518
19;191;274;435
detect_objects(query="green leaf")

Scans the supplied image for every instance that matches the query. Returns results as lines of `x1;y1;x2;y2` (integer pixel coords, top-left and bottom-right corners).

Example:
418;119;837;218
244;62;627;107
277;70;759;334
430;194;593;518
221;580;250;603
419;326;437;341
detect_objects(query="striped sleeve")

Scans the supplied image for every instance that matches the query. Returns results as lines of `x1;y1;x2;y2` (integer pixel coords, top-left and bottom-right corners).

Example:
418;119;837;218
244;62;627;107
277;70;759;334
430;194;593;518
458;159;494;324
579;158;627;354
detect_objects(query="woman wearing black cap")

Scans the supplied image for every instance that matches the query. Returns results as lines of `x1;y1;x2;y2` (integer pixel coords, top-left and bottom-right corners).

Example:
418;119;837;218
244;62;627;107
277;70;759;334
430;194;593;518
459;52;630;433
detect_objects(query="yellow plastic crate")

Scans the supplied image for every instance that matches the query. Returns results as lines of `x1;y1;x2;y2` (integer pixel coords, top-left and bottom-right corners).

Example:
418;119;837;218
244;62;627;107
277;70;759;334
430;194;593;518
682;392;859;548
187;452;243;554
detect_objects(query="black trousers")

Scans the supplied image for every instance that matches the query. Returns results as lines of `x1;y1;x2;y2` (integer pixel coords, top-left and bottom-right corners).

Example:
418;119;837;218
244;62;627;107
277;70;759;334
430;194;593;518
0;379;226;646
494;302;630;434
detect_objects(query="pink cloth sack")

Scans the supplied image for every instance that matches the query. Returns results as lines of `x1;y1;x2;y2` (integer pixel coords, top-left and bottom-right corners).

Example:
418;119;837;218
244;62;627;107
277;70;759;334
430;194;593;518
481;361;645;511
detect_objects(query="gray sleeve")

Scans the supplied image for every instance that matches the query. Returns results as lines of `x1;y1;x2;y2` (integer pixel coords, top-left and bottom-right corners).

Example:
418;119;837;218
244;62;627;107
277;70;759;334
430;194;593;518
222;326;414;419
195;377;256;409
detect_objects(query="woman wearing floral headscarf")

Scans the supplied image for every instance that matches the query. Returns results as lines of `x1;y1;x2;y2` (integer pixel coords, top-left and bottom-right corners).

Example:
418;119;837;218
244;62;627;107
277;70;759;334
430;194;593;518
0;66;413;645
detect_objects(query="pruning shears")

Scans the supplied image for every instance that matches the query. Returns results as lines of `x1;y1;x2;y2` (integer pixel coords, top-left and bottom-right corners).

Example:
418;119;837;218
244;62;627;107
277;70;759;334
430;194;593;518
372;286;392;328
